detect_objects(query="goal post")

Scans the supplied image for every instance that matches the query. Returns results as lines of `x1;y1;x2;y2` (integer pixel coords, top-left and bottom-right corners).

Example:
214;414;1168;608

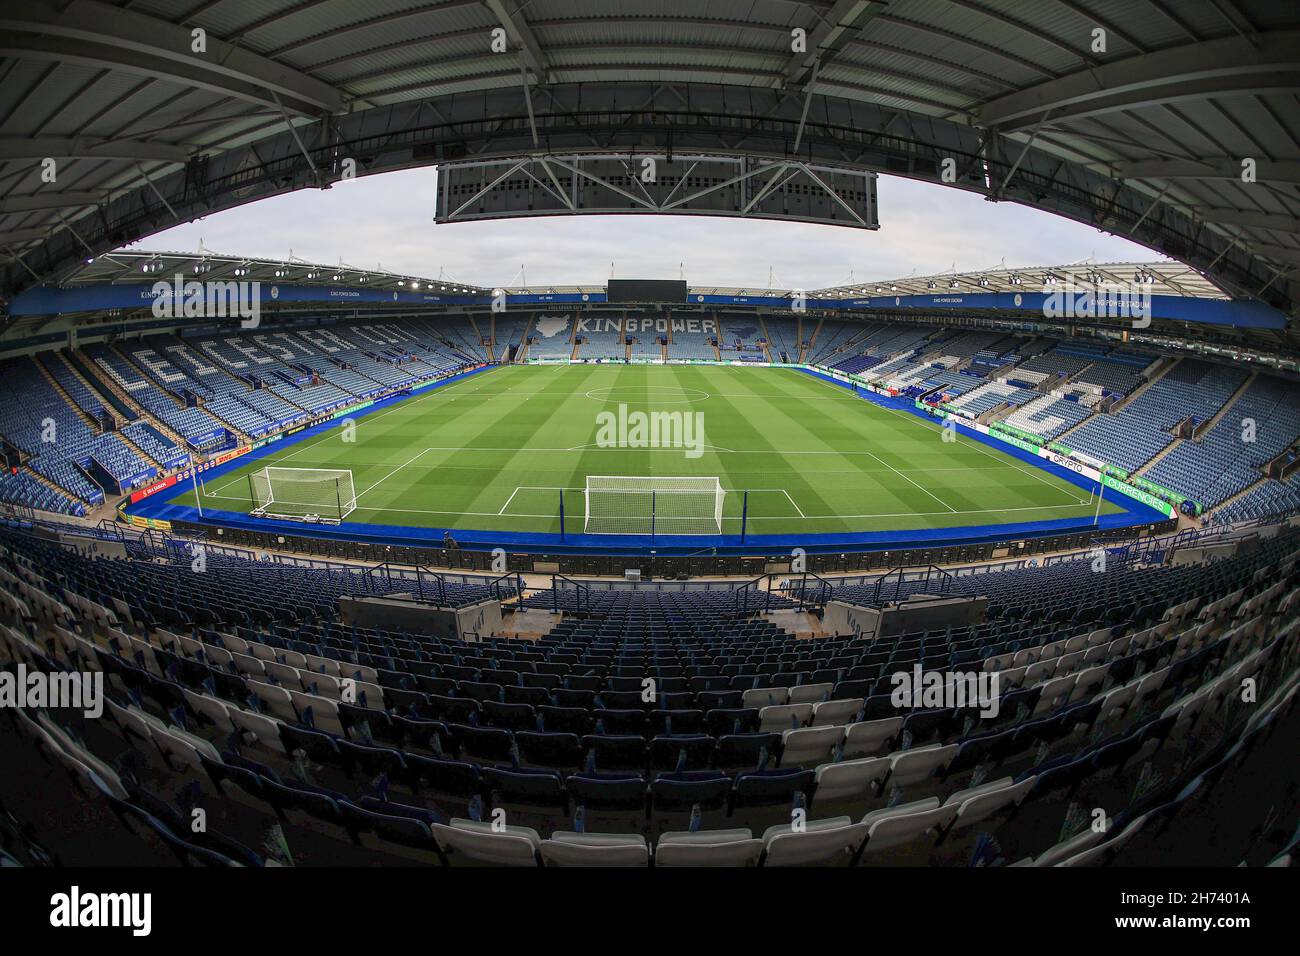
248;466;357;523
584;475;724;535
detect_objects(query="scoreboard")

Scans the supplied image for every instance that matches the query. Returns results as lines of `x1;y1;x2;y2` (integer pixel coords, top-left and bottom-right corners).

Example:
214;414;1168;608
606;279;689;303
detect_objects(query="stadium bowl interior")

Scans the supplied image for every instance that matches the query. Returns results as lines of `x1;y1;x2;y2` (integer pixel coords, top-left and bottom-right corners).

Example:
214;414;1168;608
0;0;1297;876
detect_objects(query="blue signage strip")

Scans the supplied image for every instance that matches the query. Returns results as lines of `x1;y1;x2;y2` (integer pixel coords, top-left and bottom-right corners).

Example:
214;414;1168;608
7;281;1287;330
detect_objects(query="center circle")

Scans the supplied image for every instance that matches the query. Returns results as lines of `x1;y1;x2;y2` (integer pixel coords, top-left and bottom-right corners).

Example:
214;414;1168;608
584;385;711;404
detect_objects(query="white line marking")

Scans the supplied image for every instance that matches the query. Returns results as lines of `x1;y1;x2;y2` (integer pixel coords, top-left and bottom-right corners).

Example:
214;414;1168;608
856;446;957;513
355;447;432;501
782;489;806;518
199;491;1097;522
196;373;489;502
801;373;1083;504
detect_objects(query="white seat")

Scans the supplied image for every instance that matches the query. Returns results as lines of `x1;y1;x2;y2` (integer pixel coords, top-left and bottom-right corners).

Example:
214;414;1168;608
1034;826;1108;867
1023;658;1058;684
758;702;813;732
230;652;266;679
812;697;863;727
304;653;341;677
338;662;380;684
182;689;235;732
343;678;385;710
301;671;341;698
944;776;1036;830
860;797;958;854
432;819;541;867
277;649;308;670
842;716;903;757
1058;815;1145;866
811;756;890;807
998;665;1028;689
288;690;344;735
655;829;763;867
261;660;304;691
246;681;297;721
788;682;834;704
1068;664;1109;702
887;743;957;787
761;816;867;867
540;832;649;867
743;687;788;709
105;696;165;742
201;644;233;668
1098;682;1139;721
1033;674;1077;714
150;723;221;772
228;707;287;753
1055;650;1085;675
779;725;843;768
1011;647;1040;667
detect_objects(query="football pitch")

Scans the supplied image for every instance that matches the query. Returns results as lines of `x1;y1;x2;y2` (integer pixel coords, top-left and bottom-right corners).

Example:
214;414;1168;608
177;364;1123;536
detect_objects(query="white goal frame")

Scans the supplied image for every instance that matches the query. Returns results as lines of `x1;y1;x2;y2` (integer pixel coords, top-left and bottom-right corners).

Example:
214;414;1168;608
584;475;724;535
248;466;357;524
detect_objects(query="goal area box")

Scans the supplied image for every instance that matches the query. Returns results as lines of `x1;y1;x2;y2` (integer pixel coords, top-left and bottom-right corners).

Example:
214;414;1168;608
248;467;357;524
584;476;724;535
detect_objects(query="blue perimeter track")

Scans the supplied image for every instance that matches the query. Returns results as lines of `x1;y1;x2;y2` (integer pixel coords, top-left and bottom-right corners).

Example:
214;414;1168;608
125;364;1168;555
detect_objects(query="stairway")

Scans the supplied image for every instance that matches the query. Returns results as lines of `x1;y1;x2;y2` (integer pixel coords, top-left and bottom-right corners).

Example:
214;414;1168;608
1135;436;1181;477
33;355;103;431
71;350;149;420
469;315;492;362
23;466;94;508
1209;476;1270;519
1193;371;1257;439
1111;356;1181;413
1055;410;1098;443
804;317;824;363
114;429;162;471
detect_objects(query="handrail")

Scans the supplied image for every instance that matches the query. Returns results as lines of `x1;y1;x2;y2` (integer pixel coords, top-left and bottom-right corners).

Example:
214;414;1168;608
547;573;591;615
741;571;834;613
872;564;953;604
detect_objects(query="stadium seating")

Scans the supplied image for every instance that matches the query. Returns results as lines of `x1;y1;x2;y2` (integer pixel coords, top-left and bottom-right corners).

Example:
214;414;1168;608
1063;360;1249;474
1;513;1295;868
1146;375;1300;508
575;319;627;360
1001;394;1093;441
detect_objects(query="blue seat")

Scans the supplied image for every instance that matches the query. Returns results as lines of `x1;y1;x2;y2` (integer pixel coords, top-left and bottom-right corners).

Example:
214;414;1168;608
729;768;815;813
565;773;647;811
650;771;732;813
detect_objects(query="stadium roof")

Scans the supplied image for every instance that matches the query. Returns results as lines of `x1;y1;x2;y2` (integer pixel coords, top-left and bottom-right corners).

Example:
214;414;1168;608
68;247;493;295
812;259;1228;299
1;0;1297;322
58;248;1224;302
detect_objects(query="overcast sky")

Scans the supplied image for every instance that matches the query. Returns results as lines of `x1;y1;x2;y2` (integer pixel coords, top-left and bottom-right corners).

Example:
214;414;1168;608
126;167;1163;289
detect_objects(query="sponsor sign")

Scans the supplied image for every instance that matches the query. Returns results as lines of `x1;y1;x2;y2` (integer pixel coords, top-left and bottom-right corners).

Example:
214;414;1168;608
1102;474;1177;517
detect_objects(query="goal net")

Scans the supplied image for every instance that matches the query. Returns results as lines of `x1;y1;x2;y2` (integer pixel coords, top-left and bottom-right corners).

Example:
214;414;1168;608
248;466;357;523
584;476;724;535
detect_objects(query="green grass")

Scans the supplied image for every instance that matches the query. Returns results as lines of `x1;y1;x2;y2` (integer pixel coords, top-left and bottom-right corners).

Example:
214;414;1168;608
174;364;1122;536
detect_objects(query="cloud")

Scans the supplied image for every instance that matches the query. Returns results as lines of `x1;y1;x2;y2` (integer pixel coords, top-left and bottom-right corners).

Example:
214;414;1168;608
124;167;1165;288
